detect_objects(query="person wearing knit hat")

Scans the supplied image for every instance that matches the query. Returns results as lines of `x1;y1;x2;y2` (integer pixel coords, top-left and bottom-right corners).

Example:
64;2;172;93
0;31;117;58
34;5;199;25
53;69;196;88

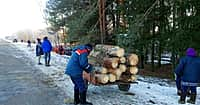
176;48;197;96
174;48;200;104
65;44;93;105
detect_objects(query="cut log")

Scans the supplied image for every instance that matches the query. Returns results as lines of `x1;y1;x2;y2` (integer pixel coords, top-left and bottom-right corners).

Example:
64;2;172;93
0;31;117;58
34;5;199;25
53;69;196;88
94;74;109;84
89;53;104;66
107;68;115;73
109;48;125;57
108;74;116;82
93;66;107;74
95;44;125;57
89;51;106;64
119;64;127;73
107;68;122;80
130;75;137;82
127;66;138;75
119;74;137;82
90;51;101;57
113;69;122;80
95;44;120;51
119;57;126;64
103;57;119;69
112;68;122;80
127;54;139;66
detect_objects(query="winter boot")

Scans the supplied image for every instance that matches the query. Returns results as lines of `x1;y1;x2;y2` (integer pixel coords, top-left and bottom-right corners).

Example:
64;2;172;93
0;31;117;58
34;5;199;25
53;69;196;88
186;89;191;97
38;62;42;65
45;60;48;66
187;93;196;104
80;91;93;105
177;89;182;96
47;60;50;66
74;89;80;105
178;94;186;104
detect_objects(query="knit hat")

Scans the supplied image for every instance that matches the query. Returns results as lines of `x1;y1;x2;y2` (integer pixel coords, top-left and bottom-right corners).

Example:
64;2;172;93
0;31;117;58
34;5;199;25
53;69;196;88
85;44;93;51
186;48;197;56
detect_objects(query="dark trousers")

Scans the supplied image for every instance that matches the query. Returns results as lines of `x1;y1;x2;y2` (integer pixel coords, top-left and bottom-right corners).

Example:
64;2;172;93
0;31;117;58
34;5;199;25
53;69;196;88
44;52;51;65
70;75;92;104
176;75;181;90
182;85;196;95
70;75;87;93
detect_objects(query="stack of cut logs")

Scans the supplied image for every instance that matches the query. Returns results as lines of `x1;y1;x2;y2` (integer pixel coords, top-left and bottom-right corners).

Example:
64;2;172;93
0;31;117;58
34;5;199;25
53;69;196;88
83;44;139;85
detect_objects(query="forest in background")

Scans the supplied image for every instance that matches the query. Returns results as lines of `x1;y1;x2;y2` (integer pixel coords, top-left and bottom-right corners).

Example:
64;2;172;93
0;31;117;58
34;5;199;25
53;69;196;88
44;0;200;74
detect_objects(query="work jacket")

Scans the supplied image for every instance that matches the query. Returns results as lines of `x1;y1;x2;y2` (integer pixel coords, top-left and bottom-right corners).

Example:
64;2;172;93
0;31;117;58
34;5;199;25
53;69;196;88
175;56;200;86
42;39;52;53
65;45;92;77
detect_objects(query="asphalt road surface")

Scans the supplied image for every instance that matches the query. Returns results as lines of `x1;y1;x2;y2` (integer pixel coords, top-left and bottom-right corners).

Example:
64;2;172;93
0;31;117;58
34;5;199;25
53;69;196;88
0;39;65;105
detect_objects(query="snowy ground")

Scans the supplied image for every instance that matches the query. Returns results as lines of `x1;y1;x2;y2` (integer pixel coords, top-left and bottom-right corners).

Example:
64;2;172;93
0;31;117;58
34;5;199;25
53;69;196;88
7;40;200;105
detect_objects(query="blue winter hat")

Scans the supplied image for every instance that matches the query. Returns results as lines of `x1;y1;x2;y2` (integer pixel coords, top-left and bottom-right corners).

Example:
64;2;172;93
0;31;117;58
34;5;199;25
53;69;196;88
85;44;93;51
186;48;197;56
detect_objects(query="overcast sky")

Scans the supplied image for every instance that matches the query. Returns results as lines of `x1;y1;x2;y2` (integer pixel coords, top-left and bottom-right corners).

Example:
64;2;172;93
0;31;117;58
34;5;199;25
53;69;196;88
0;0;47;38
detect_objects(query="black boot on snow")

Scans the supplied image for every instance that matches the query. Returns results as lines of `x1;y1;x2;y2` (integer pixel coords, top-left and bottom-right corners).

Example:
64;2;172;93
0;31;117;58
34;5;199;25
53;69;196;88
80;91;93;105
38;62;42;65
178;93;186;104
187;93;196;104
186;89;191;97
74;89;80;105
177;90;182;96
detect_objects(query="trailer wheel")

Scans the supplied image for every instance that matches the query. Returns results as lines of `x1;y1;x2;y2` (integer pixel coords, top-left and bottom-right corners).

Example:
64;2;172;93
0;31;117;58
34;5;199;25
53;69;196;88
118;84;130;91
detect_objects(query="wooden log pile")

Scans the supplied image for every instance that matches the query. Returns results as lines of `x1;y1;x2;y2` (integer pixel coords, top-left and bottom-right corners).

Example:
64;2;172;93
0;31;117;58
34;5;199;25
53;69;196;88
84;44;139;85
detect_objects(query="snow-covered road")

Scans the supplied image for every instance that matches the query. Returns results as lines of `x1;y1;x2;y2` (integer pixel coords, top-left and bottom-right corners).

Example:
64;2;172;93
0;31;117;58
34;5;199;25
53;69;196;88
0;39;65;105
10;41;200;105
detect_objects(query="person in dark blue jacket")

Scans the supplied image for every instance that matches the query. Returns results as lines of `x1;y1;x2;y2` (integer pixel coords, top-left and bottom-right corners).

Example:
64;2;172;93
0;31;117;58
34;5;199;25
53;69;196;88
174;48;200;104
42;36;52;66
36;38;43;65
65;44;93;105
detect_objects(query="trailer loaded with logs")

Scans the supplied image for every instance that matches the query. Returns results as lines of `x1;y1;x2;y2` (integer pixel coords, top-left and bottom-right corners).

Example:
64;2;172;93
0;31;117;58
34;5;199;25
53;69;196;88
83;44;139;91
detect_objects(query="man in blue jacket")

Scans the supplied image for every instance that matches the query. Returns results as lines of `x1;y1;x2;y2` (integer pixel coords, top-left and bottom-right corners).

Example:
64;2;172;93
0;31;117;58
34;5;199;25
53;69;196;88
175;48;200;104
65;44;93;105
42;36;52;66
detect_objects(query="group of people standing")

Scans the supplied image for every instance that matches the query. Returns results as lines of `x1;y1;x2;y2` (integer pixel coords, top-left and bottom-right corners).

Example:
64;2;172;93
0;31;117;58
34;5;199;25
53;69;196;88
35;38;199;105
35;36;52;66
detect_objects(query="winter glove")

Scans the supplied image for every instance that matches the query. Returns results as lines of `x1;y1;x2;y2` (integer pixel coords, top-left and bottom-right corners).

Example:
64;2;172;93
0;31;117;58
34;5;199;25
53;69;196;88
84;64;93;73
